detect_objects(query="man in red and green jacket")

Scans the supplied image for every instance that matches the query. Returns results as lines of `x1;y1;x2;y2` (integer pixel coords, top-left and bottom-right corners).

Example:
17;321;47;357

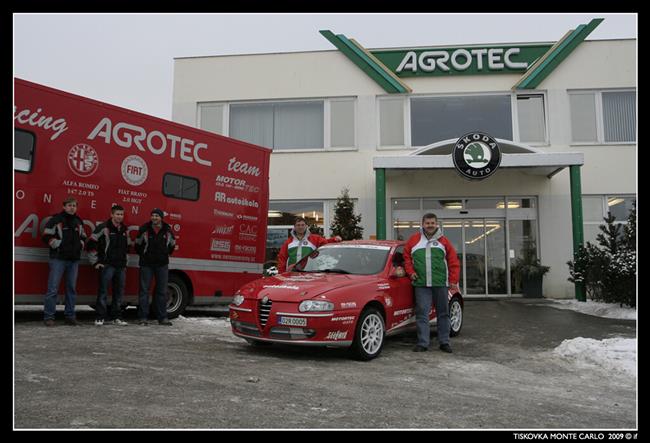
404;213;460;353
277;217;342;273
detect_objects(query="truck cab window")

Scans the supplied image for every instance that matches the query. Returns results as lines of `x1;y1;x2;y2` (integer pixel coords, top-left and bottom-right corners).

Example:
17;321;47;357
163;173;200;201
14;129;35;172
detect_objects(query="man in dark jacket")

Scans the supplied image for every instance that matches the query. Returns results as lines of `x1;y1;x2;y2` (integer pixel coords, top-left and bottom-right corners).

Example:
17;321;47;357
41;197;87;326
135;208;176;326
87;205;130;326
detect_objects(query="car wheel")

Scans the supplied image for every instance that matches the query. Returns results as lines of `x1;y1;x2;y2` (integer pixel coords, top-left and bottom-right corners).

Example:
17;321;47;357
350;307;385;361
449;296;463;337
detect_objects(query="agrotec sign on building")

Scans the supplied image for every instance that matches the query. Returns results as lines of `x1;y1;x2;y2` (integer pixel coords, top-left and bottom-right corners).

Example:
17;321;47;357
371;45;551;76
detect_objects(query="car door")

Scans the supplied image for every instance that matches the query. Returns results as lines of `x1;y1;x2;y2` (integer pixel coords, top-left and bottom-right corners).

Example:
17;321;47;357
386;246;416;332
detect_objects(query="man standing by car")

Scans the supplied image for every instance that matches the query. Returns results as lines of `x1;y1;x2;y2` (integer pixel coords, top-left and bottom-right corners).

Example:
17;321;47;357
404;213;460;353
41;197;87;326
277;217;342;273
87;205;129;326
135;208;175;326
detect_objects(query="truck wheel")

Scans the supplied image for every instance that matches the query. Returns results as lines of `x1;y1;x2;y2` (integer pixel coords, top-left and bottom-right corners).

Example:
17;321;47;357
350;307;385;361
165;274;190;319
449;296;463;337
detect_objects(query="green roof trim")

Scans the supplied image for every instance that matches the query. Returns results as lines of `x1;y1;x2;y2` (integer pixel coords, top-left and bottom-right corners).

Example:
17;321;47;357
515;18;604;90
319;30;409;93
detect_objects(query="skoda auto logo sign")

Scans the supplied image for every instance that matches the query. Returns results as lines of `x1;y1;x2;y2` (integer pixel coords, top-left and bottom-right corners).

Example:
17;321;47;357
453;132;501;180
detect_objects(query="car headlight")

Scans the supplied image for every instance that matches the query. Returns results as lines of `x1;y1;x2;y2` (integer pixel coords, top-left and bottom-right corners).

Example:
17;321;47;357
299;300;334;312
232;294;245;306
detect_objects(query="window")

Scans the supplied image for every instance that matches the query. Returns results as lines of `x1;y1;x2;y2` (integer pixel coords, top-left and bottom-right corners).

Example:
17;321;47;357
14;129;35;172
268;201;325;230
229;101;324;150
330;99;355;148
569;90;636;144
602;91;636;142
582;195;636;244
199;103;225;135
516;94;546;143
163;173;200;201
379;97;405;147
410;95;512;146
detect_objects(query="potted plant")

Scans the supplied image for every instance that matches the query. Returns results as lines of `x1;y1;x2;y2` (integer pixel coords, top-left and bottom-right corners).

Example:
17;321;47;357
512;241;550;298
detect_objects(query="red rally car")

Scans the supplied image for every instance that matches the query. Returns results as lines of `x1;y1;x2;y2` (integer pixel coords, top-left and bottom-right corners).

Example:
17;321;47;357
229;240;464;360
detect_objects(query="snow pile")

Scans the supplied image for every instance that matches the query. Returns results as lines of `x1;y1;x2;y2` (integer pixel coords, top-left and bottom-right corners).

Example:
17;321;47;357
553;337;637;377
547;299;636;320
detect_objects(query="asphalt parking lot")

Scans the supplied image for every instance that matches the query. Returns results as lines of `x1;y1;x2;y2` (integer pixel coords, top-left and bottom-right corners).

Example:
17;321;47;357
14;299;637;429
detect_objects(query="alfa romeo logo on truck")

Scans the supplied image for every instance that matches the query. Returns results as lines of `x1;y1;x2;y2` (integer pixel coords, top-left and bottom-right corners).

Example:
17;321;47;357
67;143;99;177
453;132;501;180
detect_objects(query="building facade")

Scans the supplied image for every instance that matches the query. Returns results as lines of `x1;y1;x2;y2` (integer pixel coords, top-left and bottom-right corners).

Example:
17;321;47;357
172;22;636;298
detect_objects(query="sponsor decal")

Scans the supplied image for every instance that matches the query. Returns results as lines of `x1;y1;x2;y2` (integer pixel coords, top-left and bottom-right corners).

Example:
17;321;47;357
452;132;501;181
121;155;148;186
377;283;391;290
227;156;261;177
214;209;235;219
87;117;212;166
340;302;357;309
239;214;258;222
67;143;99;177
210;239;231;252
210;254;255;262
14;105;68;140
214;192;259;208
325;331;348;341
231;311;239;320
234;245;256;255
394;308;413;316
262;285;300;290
215;175;261;193
278;316;307;327
384;296;393;307
331;316;356;323
212;225;234;235
239;224;258;241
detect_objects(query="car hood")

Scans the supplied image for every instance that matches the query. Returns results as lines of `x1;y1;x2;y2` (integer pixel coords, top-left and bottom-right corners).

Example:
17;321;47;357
239;272;376;302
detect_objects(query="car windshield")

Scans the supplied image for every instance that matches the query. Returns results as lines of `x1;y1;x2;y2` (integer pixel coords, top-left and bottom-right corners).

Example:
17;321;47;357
294;245;391;275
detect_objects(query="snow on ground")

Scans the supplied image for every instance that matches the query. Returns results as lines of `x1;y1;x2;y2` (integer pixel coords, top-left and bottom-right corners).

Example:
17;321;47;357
546;299;636;320
175;315;245;343
552;337;637;377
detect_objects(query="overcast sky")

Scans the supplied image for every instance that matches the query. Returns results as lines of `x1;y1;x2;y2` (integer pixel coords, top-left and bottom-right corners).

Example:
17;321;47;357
14;13;637;120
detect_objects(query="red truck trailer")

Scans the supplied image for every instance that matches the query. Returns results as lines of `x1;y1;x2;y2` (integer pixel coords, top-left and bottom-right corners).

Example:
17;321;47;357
14;78;271;318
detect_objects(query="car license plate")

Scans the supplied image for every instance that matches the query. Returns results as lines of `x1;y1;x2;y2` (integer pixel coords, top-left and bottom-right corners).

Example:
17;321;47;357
277;316;307;327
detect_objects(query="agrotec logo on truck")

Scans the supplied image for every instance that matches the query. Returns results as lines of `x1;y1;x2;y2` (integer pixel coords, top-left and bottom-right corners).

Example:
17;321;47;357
87;117;212;167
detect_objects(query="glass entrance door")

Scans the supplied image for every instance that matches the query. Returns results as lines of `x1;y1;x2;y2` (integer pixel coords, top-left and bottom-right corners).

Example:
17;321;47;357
441;218;507;297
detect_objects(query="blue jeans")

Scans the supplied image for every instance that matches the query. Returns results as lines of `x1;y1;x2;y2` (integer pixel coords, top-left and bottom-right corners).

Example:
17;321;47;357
95;266;126;321
138;265;168;321
414;286;450;348
44;259;79;320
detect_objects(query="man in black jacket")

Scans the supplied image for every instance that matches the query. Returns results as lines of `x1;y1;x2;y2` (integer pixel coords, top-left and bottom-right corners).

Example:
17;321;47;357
41;197;87;326
135;208;176;326
87;205;130;326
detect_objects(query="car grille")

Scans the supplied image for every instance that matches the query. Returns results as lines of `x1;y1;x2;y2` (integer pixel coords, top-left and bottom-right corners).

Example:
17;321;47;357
258;299;272;327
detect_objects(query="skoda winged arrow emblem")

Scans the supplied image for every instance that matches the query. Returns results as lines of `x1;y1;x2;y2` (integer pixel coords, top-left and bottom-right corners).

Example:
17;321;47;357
453;132;502;181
